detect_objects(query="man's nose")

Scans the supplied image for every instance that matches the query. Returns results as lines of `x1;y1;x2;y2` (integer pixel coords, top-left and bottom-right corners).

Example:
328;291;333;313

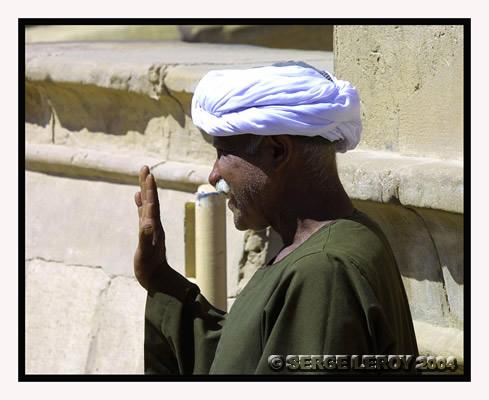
208;161;221;188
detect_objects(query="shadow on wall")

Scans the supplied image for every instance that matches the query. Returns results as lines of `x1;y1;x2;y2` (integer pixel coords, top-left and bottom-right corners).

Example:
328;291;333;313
25;81;186;136
178;25;335;51
265;200;463;328
25;25;334;52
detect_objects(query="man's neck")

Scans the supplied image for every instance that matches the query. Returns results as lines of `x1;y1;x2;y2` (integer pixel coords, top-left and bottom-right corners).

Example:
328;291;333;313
269;181;354;252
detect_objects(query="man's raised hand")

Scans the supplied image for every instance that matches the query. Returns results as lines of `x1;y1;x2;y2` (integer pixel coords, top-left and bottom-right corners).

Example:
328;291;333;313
134;165;168;291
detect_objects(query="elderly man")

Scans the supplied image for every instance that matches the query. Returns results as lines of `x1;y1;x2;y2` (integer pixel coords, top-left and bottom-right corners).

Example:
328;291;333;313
134;62;418;374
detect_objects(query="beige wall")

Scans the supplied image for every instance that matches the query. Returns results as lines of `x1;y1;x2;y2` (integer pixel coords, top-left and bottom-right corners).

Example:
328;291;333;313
25;37;465;373
335;25;463;160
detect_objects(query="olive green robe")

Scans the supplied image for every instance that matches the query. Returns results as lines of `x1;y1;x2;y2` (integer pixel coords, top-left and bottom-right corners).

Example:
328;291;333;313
144;210;418;374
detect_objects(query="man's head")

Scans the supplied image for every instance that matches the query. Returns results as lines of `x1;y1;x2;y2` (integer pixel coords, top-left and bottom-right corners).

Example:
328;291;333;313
192;61;361;230
208;133;337;231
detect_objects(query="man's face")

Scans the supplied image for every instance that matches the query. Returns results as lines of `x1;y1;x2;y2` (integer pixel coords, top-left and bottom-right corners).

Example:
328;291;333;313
208;135;272;231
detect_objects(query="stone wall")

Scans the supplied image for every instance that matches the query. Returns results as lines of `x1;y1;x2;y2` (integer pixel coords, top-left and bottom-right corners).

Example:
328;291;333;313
24;28;464;374
26;25;334;51
25;42;333;373
335;25;464;160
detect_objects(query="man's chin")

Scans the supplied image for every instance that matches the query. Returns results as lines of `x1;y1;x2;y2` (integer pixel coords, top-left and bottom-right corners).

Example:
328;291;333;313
232;213;269;232
229;200;268;231
232;214;249;231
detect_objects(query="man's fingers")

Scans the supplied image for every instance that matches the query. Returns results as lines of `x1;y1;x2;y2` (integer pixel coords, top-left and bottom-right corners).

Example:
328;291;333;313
145;173;160;218
137;169;162;248
145;173;161;246
139;165;150;203
135;192;143;219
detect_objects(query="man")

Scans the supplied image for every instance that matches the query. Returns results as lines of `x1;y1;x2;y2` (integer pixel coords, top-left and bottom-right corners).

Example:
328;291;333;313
134;62;418;374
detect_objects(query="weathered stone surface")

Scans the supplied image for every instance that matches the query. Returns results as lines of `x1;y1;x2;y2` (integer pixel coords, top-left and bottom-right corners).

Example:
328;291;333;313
23;33;465;376
335;25;463;160
26;42;333;166
26;170;189;278
85;276;146;374
26;122;53;144
239;230;269;291
26;170;244;295
398;160;463;213
414;320;463;362
26;259;110;374
238;227;283;292
178;25;334;50
26;143;212;192
26;42;333;97
26;25;181;43
337;150;463;213
26;25;334;51
414;208;464;326
353;201;456;327
165;115;216;164
27;143;464;216
25;80;210;163
26;145;464;327
25;79;190;160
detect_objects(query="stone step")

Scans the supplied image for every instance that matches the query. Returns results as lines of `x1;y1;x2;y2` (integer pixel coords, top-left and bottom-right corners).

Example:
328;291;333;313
26;41;333;96
26;25;182;43
25;142;209;192
26;41;334;166
26;142;463;214
25;25;334;51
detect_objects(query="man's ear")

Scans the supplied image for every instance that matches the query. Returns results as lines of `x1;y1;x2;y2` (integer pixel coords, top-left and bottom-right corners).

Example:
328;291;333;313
267;135;294;171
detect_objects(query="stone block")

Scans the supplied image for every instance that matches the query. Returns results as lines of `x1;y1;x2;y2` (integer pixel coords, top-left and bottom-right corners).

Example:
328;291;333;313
178;25;334;51
25;259;110;374
26;25;334;51
237;227;284;292
338;150;416;203
337;150;463;214
165;114;216;165
354;201;451;326
26;25;181;43
26;42;333;97
413;320;463;363
398;160;463;214
335;25;463;160
25;80;188;162
85;276;146;374
26;171;190;278
26;42;333;166
415;208;464;326
26;168;246;299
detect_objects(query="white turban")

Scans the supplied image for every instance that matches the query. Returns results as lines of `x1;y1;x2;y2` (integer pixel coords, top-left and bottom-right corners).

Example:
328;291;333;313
191;61;362;152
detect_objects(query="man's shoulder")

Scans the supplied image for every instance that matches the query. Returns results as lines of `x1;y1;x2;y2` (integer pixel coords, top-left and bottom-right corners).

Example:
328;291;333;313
297;214;389;260
329;215;388;257
285;215;396;288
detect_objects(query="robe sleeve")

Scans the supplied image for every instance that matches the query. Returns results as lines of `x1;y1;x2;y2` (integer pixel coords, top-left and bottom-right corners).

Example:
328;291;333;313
144;267;226;375
255;252;396;374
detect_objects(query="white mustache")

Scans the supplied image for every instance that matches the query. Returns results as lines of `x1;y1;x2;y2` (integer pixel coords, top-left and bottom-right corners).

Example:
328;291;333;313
215;179;231;195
